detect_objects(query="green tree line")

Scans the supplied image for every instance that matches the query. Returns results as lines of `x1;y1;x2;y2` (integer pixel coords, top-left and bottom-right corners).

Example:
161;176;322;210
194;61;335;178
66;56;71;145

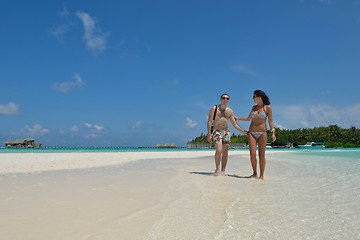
188;125;360;148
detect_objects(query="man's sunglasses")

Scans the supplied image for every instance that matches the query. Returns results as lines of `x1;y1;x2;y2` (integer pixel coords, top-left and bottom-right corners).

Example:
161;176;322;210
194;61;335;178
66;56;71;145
222;97;230;100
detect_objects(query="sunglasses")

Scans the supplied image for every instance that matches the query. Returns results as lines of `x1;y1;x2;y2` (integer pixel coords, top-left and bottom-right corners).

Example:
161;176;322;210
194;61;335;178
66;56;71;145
252;95;258;99
222;97;230;100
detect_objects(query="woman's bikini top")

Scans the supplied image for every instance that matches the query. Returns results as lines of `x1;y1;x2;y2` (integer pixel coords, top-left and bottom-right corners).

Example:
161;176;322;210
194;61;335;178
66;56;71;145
251;106;267;119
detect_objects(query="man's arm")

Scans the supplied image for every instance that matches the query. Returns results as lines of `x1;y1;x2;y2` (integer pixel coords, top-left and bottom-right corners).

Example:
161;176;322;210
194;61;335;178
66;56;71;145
229;109;248;135
207;106;215;143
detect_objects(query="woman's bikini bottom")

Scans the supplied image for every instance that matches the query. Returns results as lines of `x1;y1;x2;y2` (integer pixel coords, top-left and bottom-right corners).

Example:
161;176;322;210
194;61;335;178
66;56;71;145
249;131;266;140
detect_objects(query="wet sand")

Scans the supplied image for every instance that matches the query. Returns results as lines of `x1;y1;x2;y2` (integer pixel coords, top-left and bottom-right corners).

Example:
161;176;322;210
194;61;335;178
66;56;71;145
1;150;359;239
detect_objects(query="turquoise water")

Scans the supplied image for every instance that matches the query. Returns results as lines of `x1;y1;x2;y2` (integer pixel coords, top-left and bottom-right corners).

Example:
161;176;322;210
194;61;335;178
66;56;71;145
292;149;360;159
0;146;358;153
144;149;360;239
0;147;209;153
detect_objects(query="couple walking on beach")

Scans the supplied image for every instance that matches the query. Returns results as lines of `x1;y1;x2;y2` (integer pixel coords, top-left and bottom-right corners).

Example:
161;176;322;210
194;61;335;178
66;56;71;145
207;90;276;179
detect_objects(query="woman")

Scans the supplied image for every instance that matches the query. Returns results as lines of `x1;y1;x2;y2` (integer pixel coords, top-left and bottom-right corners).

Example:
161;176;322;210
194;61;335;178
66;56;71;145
235;90;276;179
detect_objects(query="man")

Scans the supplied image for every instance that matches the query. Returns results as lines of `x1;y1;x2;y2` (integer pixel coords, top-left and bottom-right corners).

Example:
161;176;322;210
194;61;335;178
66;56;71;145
207;93;247;176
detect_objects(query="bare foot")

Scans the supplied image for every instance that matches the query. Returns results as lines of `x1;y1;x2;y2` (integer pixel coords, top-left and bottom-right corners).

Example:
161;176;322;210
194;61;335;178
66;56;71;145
249;173;258;178
214;170;220;176
259;176;264;180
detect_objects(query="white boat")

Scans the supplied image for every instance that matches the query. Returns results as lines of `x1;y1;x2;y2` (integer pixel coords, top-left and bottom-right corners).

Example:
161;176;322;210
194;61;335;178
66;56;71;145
303;142;325;147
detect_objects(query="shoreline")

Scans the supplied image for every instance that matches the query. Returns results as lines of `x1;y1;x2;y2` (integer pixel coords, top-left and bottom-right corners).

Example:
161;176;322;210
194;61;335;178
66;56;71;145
0;150;358;239
0;149;357;175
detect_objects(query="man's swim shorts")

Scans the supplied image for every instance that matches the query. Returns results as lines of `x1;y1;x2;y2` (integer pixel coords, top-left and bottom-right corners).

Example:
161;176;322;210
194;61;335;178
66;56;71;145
212;129;231;146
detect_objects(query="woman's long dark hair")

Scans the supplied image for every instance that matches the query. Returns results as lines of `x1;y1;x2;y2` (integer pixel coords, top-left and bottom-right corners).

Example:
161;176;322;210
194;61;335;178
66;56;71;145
254;90;270;105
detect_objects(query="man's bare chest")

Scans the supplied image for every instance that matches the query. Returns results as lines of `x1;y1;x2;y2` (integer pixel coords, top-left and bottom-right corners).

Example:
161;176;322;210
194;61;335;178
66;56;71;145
216;107;230;119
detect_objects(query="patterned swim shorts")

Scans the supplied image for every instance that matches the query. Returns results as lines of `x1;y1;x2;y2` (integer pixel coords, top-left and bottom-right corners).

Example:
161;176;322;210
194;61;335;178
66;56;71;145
212;129;231;146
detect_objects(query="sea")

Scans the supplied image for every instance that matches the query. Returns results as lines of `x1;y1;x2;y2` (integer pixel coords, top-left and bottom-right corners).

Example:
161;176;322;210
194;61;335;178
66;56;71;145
145;148;360;240
1;146;357;153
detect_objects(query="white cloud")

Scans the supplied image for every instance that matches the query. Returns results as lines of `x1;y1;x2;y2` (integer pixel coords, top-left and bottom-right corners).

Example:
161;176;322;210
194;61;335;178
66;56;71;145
168;78;180;85
53;74;86;94
50;24;71;41
232;64;257;76
59;6;70;18
76;11;108;53
71;125;79;132
274;103;360;129
94;125;103;131
86;133;100;139
18;124;49;136
274;122;287;130
346;104;360;127
50;6;73;41
131;121;142;130
0;102;19;115
185;117;198;129
84;122;104;138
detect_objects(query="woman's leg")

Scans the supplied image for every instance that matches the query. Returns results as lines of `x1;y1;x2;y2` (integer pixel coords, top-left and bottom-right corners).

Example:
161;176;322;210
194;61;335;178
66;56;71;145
258;132;268;179
248;133;258;177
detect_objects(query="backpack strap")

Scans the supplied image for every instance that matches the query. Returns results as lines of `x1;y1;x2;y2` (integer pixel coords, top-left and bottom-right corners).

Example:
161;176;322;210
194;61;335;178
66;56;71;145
213;105;217;121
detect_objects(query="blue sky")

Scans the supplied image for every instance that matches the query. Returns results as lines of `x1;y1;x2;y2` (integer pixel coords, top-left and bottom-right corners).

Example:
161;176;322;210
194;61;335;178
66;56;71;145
1;0;360;147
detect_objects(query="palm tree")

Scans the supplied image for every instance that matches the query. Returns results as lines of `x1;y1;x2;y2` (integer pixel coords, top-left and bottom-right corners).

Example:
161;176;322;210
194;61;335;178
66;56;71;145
329;125;341;142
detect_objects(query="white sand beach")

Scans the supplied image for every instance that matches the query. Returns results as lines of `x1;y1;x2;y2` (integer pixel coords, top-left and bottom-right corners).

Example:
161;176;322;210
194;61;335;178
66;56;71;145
0;151;247;175
0;150;359;239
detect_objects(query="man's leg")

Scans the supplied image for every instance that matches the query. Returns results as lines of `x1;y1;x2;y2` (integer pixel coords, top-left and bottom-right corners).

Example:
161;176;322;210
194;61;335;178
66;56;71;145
214;142;222;176
221;144;230;173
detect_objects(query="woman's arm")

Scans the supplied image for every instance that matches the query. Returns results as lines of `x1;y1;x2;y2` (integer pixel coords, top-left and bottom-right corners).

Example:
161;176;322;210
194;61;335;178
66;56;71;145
236;115;251;121
235;107;253;121
266;106;276;142
229;110;248;135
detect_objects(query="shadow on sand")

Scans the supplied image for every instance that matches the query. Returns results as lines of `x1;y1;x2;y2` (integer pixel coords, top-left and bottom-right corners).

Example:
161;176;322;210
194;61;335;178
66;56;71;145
189;172;252;179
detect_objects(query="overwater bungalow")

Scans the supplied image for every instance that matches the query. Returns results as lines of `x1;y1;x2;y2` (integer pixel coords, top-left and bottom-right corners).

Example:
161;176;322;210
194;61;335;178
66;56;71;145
156;143;178;148
4;138;42;148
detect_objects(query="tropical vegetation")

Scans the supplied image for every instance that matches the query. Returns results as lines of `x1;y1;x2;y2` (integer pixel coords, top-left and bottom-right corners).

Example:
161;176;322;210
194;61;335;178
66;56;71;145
188;125;360;148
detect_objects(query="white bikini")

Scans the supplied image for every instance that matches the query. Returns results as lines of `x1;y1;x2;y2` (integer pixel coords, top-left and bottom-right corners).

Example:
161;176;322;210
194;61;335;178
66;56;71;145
250;106;267;140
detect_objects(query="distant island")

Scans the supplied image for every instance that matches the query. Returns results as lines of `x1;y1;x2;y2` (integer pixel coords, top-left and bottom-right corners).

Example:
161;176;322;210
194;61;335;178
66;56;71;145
188;125;360;148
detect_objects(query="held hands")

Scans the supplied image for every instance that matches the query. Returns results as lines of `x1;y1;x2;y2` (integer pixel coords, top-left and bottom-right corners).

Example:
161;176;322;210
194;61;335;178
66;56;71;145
207;134;212;143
